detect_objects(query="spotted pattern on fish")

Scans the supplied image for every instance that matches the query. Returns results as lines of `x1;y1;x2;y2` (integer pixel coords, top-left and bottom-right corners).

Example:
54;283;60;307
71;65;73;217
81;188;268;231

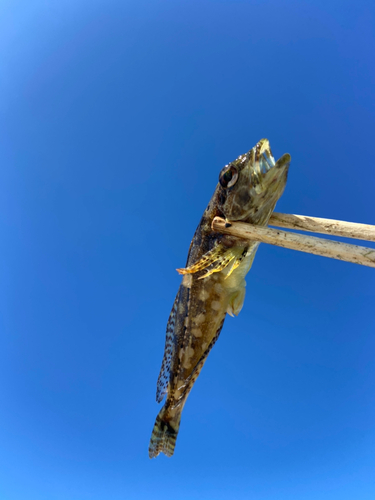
149;317;225;459
149;139;291;458
171;315;226;410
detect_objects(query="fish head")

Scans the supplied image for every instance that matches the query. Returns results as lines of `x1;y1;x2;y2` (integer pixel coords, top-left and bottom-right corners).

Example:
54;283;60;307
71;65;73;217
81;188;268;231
218;138;291;225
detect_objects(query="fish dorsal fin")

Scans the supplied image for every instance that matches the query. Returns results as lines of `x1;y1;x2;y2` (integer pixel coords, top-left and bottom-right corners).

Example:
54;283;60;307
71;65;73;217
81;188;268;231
156;290;180;403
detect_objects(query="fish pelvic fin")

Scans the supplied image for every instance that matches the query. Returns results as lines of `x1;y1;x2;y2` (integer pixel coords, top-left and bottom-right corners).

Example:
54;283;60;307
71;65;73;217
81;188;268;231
227;286;246;317
149;407;182;459
177;244;246;280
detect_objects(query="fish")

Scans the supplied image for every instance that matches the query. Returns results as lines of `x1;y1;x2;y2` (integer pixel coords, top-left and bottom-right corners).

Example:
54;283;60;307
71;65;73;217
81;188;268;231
149;139;291;458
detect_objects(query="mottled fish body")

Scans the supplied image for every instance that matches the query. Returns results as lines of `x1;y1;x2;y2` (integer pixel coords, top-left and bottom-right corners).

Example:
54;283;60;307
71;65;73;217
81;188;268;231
149;139;291;458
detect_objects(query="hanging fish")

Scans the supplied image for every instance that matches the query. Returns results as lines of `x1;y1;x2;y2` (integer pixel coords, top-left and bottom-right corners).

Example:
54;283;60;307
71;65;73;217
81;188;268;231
149;139;291;458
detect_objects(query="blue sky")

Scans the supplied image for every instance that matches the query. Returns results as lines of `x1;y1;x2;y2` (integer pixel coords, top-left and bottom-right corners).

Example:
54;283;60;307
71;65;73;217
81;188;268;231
1;0;375;498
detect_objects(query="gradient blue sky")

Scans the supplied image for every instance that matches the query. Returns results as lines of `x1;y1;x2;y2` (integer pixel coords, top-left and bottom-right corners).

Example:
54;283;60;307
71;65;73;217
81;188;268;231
1;1;375;499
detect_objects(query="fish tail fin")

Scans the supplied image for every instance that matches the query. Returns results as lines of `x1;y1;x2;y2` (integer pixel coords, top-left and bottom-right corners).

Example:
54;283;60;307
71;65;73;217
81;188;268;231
149;408;181;459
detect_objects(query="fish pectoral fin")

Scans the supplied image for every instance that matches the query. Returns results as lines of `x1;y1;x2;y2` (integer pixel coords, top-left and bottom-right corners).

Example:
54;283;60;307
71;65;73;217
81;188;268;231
227;285;246;317
199;247;247;279
176;244;226;275
177;245;249;280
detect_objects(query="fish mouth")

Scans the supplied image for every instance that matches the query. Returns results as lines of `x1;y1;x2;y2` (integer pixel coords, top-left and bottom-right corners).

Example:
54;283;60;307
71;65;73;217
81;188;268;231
248;139;290;190
268;152;291;180
258;149;276;175
252;150;291;195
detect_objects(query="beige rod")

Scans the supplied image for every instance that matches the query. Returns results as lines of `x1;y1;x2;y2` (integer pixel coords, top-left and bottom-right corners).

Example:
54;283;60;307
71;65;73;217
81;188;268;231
269;213;375;242
211;217;375;268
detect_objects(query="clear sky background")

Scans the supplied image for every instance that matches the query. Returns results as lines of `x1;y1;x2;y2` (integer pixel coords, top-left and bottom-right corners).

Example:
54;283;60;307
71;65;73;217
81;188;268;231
1;1;375;499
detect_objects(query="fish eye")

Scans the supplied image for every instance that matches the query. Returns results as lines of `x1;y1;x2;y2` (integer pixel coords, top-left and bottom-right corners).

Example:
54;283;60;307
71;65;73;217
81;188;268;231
219;165;238;189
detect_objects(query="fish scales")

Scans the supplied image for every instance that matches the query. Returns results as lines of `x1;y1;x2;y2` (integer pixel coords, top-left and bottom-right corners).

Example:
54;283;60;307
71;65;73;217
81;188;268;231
149;139;291;458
